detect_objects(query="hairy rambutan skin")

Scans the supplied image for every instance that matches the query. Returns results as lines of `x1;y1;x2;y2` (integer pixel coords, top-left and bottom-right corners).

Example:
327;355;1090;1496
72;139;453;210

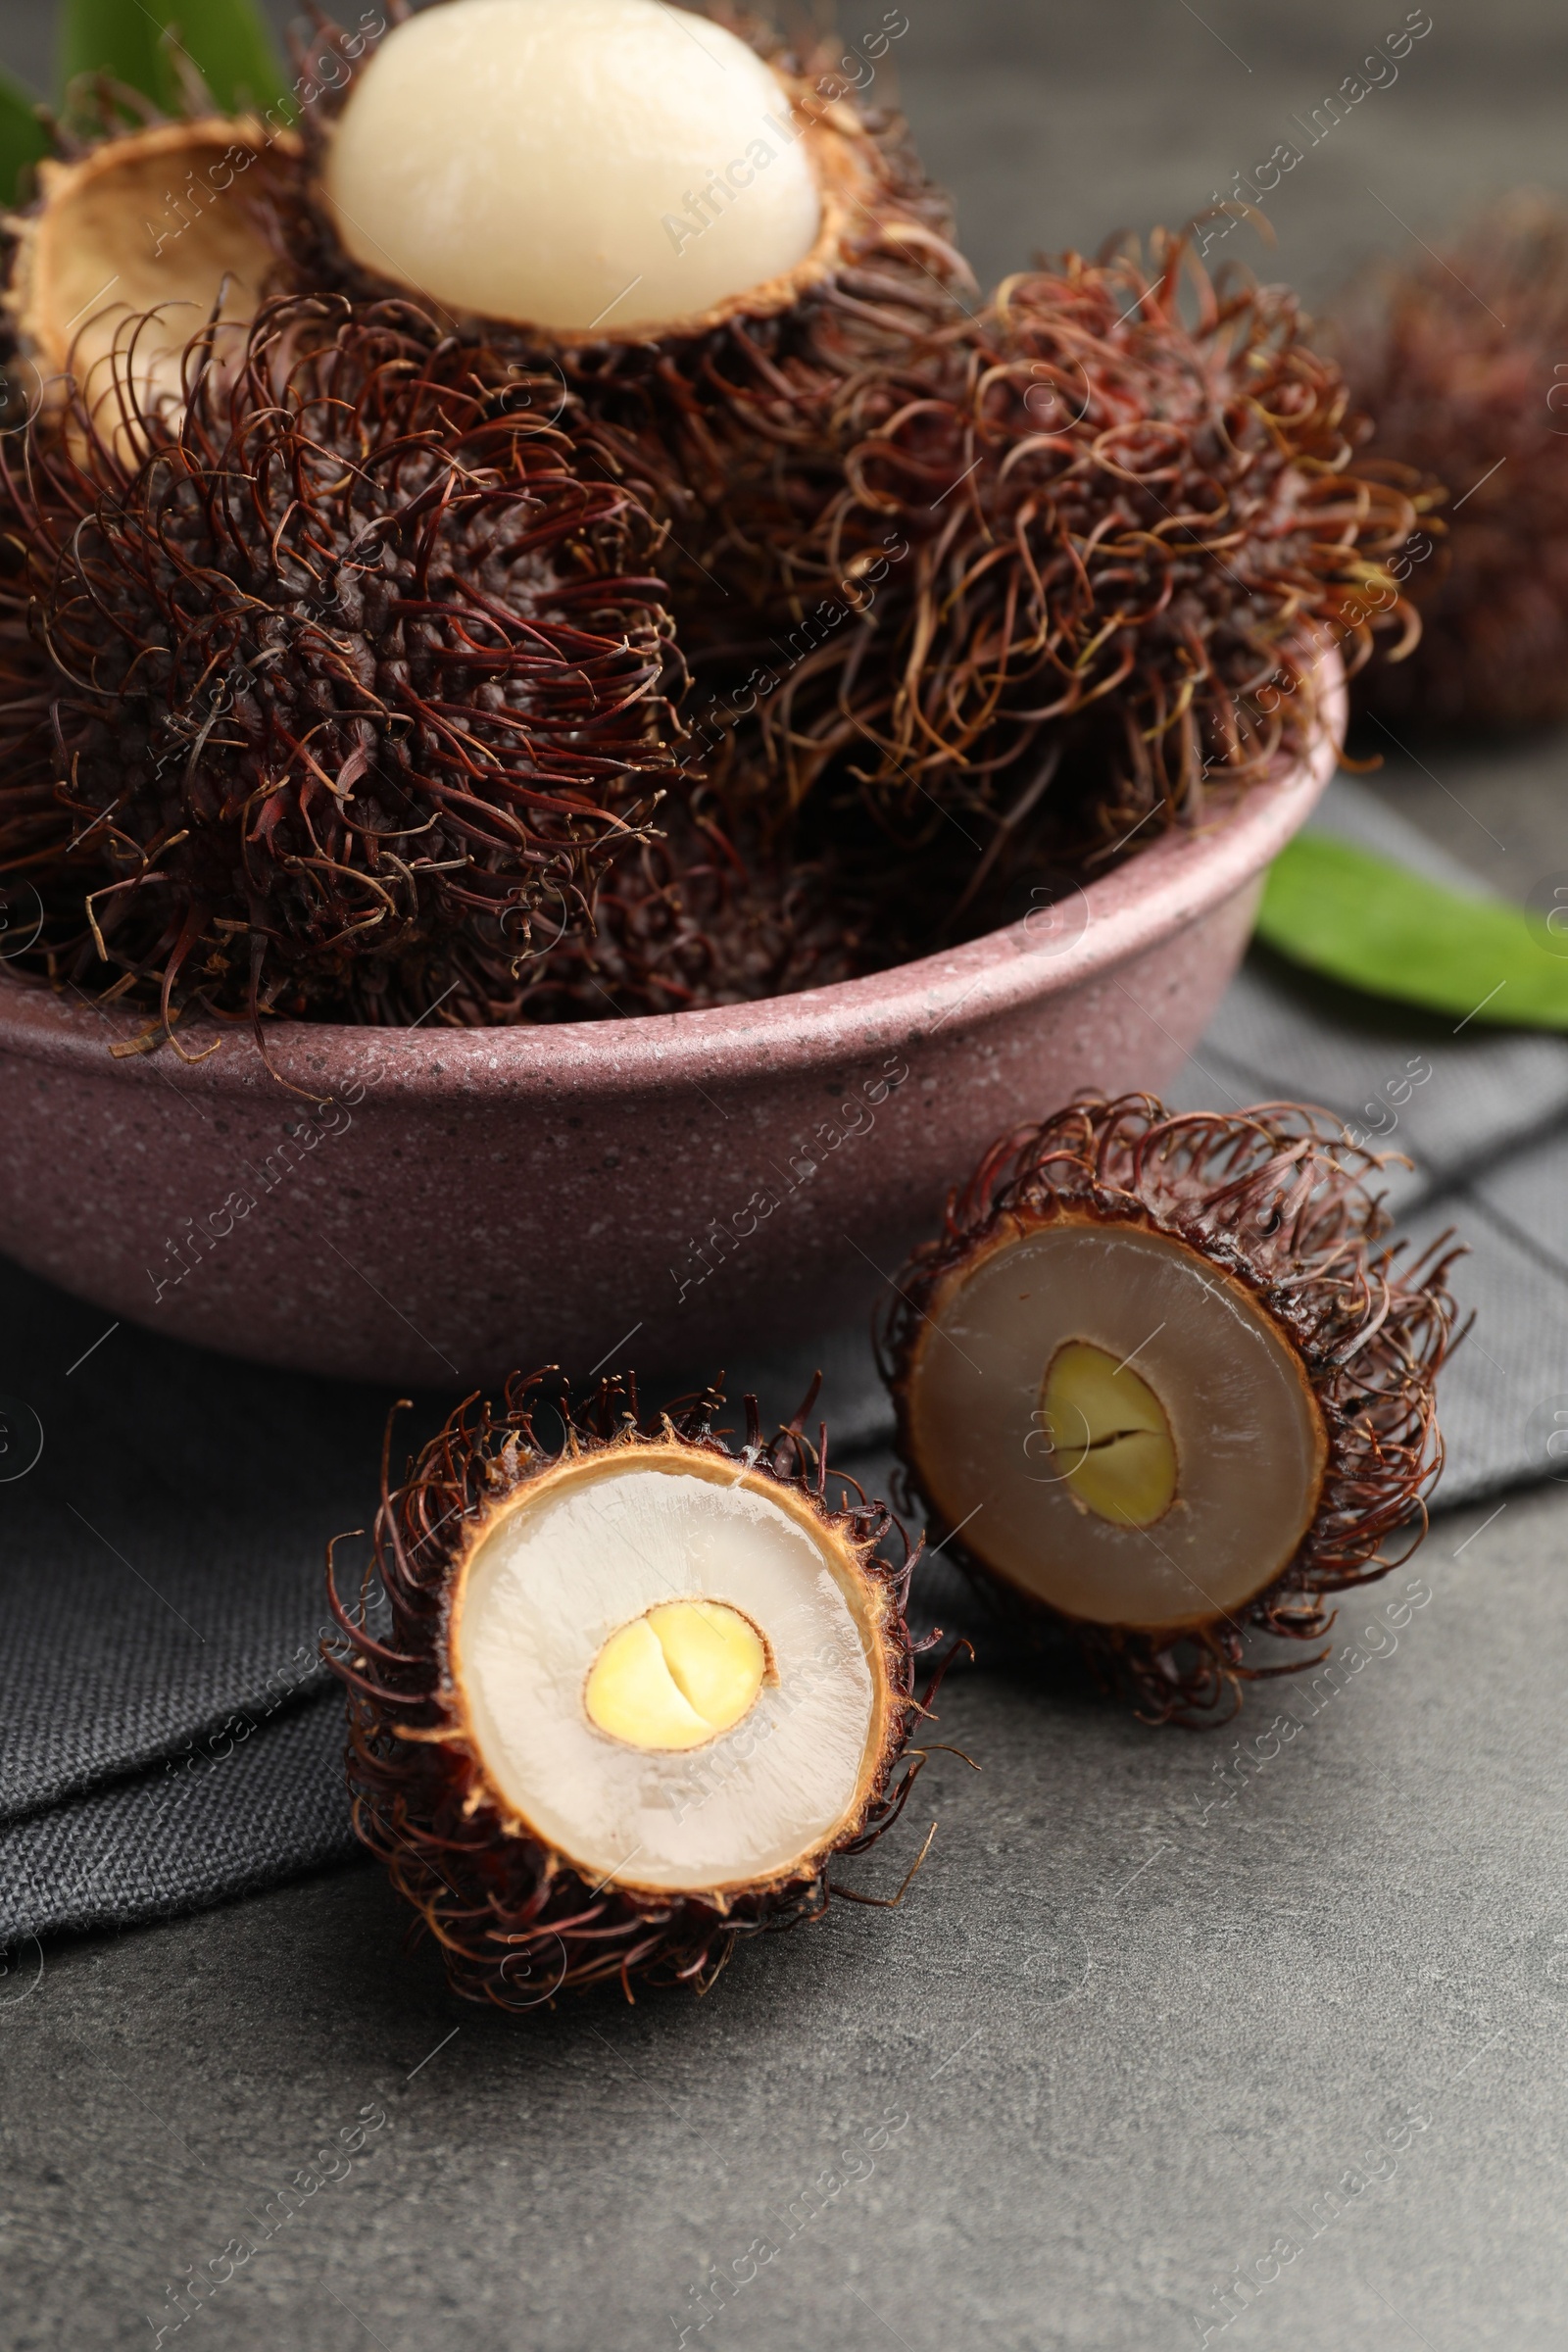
744;241;1422;859
514;796;868;1020
0;294;684;1031
1331;194;1568;731
879;1095;1463;1727
325;1374;937;2009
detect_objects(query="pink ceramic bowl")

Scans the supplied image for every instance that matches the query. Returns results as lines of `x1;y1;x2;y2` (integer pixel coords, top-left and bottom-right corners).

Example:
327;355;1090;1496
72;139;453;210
0;675;1341;1389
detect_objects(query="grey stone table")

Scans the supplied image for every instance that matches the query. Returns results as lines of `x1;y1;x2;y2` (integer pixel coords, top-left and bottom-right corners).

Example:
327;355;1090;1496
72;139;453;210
5;1;1568;2346
0;1482;1560;2352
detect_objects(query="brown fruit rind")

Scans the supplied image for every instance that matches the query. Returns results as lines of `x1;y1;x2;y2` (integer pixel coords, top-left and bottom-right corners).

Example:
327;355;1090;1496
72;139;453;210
0;295;682;1034
740;241;1422;857
878;1095;1463;1726
5;119;305;416
325;1373;932;2008
514;791;869;1018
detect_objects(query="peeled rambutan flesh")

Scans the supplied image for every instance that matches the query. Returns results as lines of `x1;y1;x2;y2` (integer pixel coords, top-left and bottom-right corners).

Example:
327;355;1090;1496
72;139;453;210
321;0;830;334
327;1375;933;2006
1330;192;1568;731
0;295;683;1028
879;1096;1462;1723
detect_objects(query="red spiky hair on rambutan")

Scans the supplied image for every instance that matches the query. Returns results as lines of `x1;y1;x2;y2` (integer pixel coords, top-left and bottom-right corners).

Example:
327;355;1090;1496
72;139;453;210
0;293;684;1037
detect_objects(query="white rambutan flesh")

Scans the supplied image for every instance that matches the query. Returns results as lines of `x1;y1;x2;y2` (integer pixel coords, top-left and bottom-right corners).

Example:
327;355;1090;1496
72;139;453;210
451;1448;886;1892
322;0;823;332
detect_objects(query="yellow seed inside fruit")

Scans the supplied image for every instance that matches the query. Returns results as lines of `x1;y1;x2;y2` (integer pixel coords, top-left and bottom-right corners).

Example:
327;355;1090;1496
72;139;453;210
584;1600;767;1752
1038;1340;1178;1527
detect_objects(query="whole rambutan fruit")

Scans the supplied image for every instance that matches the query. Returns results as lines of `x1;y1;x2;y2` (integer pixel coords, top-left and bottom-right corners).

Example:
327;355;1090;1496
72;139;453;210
0;293;684;1031
1329;191;1568;731
740;242;1422;861
878;1095;1462;1725
326;1372;943;2007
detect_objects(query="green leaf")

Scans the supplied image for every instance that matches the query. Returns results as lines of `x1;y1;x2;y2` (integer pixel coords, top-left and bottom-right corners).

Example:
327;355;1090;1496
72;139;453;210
161;0;288;114
60;0;176;111
60;0;287;118
1256;832;1568;1031
0;67;49;206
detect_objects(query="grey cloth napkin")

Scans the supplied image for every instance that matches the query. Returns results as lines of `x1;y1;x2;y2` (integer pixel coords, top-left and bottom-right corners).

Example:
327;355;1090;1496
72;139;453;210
3;777;1561;1945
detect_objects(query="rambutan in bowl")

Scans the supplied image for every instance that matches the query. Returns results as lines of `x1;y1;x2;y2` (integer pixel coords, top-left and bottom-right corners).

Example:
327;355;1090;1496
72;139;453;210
0;672;1342;1390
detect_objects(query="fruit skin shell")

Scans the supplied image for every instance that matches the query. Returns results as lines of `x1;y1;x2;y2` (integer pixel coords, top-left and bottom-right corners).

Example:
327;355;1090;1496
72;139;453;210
4;119;304;409
325;1373;927;2008
878;1094;1464;1725
0;295;683;1031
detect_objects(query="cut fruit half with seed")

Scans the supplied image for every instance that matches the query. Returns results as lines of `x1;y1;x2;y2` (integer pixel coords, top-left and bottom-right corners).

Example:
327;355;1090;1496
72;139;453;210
880;1095;1463;1724
328;1375;941;2007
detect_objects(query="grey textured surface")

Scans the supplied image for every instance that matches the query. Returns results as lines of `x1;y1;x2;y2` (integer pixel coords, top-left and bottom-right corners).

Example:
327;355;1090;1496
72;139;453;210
0;1483;1557;2352
4;1;1568;2345
0;1280;402;1821
0;1697;354;1944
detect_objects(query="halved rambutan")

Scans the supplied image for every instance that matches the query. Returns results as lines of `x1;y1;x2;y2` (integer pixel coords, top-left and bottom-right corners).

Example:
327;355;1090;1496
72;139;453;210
0;293;682;1030
879;1096;1462;1724
326;1374;940;2006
